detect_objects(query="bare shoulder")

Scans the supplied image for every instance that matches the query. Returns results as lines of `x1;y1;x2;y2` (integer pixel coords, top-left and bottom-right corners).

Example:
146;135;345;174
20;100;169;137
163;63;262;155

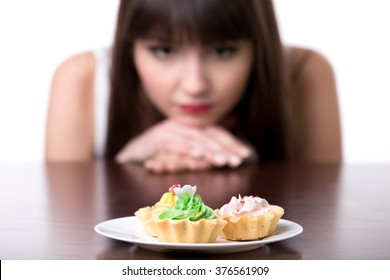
52;52;95;90
285;46;342;163
287;46;335;86
46;52;96;161
49;51;96;111
285;46;337;105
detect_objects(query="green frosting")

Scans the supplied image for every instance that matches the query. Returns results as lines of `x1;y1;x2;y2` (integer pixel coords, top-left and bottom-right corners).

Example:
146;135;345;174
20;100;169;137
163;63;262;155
158;194;217;221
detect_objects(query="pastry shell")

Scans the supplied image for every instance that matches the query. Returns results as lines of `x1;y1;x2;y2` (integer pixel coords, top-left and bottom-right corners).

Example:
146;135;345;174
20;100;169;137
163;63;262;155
134;206;162;237
216;205;284;240
153;218;227;243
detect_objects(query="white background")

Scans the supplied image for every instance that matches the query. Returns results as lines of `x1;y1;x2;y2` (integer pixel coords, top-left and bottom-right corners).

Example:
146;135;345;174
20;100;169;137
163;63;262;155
0;0;389;163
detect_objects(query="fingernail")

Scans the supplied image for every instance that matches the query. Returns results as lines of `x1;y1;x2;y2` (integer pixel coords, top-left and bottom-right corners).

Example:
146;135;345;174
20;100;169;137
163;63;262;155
190;148;203;157
213;154;227;165
238;147;251;158
229;156;242;167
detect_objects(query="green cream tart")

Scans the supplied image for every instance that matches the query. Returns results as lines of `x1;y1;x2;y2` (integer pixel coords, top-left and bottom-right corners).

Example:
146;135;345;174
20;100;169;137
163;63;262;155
158;185;217;221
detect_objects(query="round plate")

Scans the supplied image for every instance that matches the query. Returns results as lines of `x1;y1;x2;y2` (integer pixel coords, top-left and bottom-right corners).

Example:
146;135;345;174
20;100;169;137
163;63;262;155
95;216;302;254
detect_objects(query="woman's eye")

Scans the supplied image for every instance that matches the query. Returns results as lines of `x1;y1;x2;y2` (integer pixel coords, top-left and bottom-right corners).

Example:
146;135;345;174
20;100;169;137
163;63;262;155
212;46;237;58
149;46;173;58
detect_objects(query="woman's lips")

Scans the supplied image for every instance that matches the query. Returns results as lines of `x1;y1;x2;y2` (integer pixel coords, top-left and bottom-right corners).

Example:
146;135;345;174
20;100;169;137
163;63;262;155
179;104;212;115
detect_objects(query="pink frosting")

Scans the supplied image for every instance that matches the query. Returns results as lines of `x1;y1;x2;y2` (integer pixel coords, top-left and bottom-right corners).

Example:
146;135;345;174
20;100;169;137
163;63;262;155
219;195;270;217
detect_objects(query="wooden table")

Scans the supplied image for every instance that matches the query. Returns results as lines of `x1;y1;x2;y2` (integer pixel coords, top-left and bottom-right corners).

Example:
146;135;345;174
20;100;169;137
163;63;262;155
1;162;389;259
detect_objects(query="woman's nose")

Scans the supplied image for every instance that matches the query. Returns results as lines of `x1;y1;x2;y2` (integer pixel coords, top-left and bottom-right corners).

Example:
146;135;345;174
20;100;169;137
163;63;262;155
180;57;209;96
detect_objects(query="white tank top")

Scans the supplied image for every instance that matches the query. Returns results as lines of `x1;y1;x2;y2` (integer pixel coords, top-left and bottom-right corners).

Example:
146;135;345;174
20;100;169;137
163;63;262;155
92;47;111;158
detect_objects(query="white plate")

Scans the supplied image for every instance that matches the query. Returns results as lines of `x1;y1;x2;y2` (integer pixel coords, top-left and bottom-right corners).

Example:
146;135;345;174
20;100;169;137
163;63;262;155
94;216;303;254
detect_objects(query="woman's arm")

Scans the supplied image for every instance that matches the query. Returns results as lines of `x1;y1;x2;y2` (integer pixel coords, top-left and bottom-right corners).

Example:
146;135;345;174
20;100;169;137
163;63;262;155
45;52;95;161
289;47;342;163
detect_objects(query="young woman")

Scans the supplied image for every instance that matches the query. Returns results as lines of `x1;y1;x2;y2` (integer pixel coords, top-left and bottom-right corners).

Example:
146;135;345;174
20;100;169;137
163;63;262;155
45;0;342;173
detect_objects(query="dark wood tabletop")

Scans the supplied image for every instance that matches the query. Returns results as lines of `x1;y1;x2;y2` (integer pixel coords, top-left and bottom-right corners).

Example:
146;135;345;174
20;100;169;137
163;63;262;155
1;161;389;260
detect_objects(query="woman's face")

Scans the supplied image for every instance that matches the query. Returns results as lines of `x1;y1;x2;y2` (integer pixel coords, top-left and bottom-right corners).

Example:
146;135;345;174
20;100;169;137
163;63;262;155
133;38;253;127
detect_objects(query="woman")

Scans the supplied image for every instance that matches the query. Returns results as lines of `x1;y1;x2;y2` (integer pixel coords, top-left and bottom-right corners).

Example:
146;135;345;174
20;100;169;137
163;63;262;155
45;0;342;173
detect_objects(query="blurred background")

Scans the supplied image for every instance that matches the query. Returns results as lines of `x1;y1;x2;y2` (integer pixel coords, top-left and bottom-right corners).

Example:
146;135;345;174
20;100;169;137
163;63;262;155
0;0;389;163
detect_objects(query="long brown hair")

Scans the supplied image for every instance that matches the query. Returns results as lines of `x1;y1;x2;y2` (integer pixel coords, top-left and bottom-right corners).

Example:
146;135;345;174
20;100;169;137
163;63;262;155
106;0;289;161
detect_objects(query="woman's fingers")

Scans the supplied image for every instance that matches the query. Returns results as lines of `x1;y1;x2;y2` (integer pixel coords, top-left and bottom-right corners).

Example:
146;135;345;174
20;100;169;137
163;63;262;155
205;126;251;157
165;123;240;166
169;123;252;167
203;126;252;167
144;150;211;174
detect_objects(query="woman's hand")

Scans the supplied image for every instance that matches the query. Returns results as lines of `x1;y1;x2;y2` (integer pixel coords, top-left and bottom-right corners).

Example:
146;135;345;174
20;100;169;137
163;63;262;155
115;119;256;172
143;149;212;174
115;119;194;163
